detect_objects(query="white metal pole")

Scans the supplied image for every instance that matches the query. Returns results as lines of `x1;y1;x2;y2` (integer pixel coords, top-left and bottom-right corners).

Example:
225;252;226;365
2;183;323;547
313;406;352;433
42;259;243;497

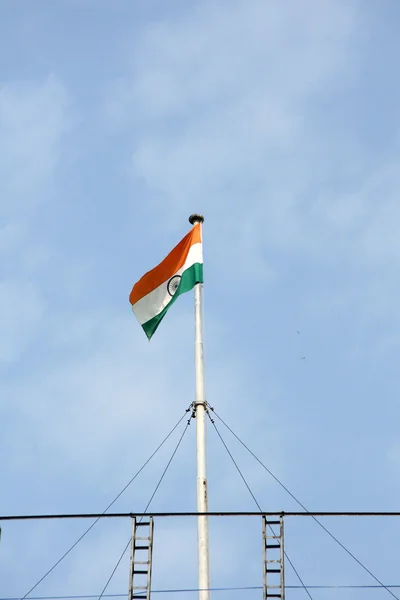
189;214;210;600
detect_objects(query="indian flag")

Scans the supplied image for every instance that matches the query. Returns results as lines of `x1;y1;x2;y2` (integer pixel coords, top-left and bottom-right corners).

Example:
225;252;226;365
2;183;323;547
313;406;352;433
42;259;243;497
129;223;203;339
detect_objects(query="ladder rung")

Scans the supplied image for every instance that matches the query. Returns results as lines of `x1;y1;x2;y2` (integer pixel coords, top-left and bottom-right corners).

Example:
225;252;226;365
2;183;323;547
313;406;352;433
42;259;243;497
266;559;280;563
134;545;149;550
266;544;280;548
266;568;281;573
135;537;151;541
266;535;280;539
134;561;149;565
135;521;151;526
133;569;148;574
132;586;147;590
265;520;280;525
132;596;146;599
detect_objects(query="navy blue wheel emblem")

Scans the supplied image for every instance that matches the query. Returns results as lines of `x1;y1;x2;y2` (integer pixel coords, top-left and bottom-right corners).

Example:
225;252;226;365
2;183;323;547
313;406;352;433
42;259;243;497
167;275;181;296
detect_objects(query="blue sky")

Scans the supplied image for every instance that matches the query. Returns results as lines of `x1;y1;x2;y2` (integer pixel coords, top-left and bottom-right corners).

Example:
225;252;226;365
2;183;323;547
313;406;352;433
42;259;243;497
2;0;400;598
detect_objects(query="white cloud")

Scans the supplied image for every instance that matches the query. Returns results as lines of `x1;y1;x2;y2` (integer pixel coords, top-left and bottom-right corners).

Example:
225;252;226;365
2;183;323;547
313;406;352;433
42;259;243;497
105;0;400;287
0;280;44;363
105;0;362;280
0;75;70;362
108;0;353;185
109;0;354;125
386;438;400;485
0;75;70;203
2;306;257;471
0;221;26;253
105;0;400;355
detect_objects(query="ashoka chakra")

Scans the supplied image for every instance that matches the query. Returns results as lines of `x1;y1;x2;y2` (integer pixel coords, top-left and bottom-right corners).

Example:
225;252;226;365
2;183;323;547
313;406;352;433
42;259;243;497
167;275;181;296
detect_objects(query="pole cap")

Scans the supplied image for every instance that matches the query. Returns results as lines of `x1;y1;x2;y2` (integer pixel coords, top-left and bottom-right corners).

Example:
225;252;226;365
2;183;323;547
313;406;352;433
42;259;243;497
189;214;204;225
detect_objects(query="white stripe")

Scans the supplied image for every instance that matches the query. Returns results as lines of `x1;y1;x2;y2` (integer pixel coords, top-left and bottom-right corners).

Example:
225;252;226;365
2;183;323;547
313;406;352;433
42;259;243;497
132;242;203;325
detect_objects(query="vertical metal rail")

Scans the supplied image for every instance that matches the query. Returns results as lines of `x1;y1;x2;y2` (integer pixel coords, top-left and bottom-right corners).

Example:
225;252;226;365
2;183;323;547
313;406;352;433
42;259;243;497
146;518;154;600
128;517;136;600
280;516;285;600
262;517;267;599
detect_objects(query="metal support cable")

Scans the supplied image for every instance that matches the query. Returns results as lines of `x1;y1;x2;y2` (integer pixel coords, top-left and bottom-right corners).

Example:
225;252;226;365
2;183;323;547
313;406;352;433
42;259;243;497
7;584;400;599
97;416;193;600
141;414;192;516
208;413;313;600
21;409;191;600
210;406;399;600
209;414;262;512
96;538;132;600
282;554;312;600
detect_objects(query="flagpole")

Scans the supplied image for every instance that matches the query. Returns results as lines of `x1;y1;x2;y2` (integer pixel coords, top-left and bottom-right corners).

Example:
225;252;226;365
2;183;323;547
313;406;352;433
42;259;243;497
189;214;210;600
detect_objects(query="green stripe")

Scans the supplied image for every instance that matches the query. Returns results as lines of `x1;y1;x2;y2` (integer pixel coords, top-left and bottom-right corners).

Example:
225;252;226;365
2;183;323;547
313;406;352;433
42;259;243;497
142;262;203;340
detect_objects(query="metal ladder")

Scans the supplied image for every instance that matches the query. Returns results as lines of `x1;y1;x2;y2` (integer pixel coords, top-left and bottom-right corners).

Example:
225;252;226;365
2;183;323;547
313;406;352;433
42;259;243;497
262;516;285;600
128;517;154;600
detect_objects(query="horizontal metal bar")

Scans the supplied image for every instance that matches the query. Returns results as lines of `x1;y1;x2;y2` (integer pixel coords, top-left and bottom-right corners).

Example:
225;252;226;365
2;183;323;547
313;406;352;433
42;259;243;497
2;511;400;521
264;520;281;525
265;559;281;564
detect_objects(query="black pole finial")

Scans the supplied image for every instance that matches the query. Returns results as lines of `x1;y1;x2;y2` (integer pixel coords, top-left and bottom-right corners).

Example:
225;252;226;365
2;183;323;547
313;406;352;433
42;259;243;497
189;214;204;225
